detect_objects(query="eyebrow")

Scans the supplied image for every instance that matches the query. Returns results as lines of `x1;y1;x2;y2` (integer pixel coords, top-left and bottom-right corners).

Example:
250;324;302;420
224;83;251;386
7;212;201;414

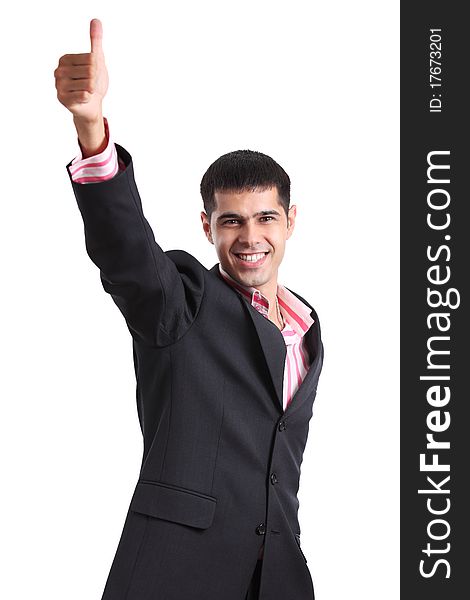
216;209;281;223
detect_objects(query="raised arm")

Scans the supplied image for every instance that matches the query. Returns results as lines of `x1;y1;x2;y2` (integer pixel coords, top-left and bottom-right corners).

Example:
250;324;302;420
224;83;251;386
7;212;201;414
55;19;205;346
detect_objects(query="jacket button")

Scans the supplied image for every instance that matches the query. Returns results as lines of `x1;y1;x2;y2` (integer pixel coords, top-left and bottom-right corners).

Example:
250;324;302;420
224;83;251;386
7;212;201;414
256;523;266;535
278;420;287;431
270;472;278;485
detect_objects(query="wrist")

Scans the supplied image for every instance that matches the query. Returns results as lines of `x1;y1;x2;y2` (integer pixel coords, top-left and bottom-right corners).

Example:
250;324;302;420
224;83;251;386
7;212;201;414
73;114;107;158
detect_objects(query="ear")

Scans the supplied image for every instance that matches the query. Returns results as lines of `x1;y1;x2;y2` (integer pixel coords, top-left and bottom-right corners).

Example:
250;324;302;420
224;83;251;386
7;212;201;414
200;211;214;244
286;205;297;239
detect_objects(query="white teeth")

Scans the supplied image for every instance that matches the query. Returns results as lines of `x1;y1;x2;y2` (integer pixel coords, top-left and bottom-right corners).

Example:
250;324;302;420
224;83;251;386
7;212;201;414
237;253;266;262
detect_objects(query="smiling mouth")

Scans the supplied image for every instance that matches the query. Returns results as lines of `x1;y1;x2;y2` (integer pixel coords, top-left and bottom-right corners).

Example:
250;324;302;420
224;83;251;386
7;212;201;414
237;252;267;261
233;251;269;264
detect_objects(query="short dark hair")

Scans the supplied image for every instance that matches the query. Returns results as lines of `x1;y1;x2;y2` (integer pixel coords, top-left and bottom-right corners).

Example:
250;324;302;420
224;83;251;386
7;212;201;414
200;149;291;221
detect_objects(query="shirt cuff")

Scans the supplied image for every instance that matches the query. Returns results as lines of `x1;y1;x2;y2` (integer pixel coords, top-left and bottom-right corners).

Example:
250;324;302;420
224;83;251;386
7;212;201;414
68;117;125;184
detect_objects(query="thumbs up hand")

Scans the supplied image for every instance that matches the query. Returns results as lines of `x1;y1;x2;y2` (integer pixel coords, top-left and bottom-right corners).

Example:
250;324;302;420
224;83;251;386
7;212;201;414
55;18;109;122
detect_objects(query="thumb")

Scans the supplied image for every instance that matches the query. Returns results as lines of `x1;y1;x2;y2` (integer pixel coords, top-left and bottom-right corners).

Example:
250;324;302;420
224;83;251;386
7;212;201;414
90;18;103;54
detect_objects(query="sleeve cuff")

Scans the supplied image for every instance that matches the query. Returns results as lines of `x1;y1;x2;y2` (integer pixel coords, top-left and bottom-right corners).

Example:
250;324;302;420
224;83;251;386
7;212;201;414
68;117;120;184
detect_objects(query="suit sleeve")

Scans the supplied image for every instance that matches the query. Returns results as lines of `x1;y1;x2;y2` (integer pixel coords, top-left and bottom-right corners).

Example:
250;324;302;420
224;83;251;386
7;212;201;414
66;143;205;347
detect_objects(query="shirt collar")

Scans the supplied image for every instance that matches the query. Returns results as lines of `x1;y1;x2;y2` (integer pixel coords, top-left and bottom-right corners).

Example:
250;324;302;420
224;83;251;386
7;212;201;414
217;264;314;337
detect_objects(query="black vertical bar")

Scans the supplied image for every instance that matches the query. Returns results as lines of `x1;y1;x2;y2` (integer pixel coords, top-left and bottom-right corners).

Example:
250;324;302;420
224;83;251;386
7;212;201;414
401;3;468;599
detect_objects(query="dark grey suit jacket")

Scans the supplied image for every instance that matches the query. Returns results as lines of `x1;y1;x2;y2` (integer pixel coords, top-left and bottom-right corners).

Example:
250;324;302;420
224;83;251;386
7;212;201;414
67;144;324;600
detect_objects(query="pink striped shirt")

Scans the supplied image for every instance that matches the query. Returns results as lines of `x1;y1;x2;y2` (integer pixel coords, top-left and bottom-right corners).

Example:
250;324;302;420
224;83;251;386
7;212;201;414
68;116;315;410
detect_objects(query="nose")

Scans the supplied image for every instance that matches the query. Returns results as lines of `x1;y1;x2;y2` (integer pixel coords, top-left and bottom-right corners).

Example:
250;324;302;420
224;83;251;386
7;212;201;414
237;220;263;249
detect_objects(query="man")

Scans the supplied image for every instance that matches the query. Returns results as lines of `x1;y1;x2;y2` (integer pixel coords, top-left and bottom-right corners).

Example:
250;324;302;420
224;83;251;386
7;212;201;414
55;18;324;600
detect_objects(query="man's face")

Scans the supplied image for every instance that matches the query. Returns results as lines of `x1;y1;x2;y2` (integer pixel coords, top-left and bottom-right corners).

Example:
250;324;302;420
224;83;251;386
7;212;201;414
200;187;296;296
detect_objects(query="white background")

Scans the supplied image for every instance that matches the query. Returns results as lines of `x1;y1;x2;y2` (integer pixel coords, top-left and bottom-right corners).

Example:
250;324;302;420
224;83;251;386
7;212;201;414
0;1;399;598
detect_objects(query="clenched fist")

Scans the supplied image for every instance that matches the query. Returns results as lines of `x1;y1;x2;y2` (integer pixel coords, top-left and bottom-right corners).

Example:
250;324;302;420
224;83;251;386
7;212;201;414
55;18;108;121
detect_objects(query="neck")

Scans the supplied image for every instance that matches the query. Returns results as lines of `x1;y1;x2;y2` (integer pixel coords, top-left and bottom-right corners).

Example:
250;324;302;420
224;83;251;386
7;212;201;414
252;276;278;307
257;284;281;325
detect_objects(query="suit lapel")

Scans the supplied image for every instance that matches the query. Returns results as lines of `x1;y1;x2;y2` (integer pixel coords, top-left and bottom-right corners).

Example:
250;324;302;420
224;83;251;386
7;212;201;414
210;264;285;409
209;264;320;413
244;296;322;414
241;297;287;410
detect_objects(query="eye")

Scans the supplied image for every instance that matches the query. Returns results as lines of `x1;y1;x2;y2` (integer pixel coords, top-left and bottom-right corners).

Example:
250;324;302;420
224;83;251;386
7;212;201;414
223;219;240;225
260;216;275;222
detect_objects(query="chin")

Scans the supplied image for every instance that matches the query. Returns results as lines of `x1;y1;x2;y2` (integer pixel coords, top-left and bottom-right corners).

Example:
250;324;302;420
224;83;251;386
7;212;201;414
242;272;270;287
